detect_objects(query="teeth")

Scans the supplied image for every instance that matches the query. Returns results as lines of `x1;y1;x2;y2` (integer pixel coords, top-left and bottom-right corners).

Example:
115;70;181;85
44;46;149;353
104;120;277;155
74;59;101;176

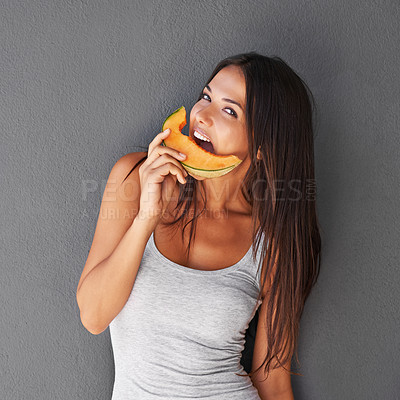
194;130;211;142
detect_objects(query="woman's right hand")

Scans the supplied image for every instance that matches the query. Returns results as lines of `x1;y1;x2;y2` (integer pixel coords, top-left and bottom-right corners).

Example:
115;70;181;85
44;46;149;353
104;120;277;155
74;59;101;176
137;128;188;224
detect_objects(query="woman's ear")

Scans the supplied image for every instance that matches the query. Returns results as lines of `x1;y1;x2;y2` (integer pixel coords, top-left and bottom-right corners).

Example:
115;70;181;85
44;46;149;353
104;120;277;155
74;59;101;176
256;146;262;160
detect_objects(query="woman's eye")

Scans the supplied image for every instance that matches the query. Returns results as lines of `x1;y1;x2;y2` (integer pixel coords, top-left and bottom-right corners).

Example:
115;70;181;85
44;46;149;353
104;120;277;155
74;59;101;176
200;92;237;117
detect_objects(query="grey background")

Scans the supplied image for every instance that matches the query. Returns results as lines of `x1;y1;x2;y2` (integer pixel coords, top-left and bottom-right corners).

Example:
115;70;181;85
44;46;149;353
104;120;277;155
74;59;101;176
1;0;399;399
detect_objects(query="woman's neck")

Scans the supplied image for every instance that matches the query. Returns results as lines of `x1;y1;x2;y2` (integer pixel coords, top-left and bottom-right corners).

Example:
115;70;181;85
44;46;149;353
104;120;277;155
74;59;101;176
196;156;251;214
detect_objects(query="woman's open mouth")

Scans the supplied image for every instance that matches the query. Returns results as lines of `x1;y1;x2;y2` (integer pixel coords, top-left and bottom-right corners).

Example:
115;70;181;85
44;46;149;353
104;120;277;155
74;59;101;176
193;130;216;154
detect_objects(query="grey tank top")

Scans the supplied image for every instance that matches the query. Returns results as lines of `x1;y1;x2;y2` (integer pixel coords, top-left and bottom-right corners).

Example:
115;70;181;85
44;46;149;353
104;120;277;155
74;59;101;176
109;230;266;399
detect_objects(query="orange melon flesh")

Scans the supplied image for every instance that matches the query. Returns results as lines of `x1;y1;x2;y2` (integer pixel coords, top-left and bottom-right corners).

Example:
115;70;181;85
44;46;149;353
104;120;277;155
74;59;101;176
161;106;242;179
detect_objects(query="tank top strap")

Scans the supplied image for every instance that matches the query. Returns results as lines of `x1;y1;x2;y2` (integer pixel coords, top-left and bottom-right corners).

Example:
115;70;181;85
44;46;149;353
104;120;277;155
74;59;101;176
229;229;268;294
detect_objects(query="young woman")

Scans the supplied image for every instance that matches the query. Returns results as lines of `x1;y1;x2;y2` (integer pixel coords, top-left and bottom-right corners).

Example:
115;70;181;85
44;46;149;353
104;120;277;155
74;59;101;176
76;51;322;399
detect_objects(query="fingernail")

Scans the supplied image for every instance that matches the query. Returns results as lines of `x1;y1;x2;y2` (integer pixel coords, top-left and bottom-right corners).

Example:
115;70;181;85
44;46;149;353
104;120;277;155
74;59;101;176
178;152;186;159
164;128;170;133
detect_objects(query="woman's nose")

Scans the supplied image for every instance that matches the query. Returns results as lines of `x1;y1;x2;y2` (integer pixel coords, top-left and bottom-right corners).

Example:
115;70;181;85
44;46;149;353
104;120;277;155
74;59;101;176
195;107;213;126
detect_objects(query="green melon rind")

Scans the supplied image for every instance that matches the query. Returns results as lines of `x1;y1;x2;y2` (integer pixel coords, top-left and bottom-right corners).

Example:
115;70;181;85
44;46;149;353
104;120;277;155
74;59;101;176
162;106;184;131
161;141;238;172
181;163;239;178
161;141;240;178
180;160;240;172
161;141;240;176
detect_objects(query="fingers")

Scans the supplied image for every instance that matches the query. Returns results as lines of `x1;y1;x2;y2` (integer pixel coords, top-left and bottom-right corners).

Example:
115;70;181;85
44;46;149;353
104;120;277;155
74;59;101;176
142;161;187;185
140;128;188;182
147;142;186;166
155;162;187;185
149;155;188;184
148;128;176;157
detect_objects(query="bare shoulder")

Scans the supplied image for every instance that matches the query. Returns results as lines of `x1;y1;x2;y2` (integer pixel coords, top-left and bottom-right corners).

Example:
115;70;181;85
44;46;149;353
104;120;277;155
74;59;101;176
113;151;148;184
105;152;148;204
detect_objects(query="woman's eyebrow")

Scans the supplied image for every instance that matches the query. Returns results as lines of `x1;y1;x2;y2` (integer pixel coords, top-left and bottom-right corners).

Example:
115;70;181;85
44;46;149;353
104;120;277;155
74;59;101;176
205;85;244;112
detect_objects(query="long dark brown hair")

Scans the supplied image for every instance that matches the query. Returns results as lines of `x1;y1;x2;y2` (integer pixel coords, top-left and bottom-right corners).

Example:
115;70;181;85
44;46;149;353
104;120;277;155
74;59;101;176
123;51;322;380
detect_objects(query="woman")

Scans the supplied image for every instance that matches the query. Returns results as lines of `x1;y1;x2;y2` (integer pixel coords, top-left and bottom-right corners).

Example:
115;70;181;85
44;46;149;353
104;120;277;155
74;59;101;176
76;51;322;399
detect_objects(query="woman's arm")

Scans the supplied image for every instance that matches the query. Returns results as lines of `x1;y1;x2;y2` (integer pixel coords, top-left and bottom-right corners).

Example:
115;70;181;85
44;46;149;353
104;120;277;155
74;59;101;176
251;249;295;400
76;152;155;334
250;298;294;399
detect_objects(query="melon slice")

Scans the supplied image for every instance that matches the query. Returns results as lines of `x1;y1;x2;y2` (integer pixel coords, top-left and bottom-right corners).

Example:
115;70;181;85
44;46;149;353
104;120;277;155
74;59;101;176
161;106;242;179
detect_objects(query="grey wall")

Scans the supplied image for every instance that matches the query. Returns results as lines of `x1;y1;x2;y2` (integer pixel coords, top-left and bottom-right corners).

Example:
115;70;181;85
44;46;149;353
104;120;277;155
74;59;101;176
1;0;399;399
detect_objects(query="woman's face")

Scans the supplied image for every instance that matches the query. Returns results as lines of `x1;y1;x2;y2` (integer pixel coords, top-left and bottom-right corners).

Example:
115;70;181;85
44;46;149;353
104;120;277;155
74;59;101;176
189;65;248;163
